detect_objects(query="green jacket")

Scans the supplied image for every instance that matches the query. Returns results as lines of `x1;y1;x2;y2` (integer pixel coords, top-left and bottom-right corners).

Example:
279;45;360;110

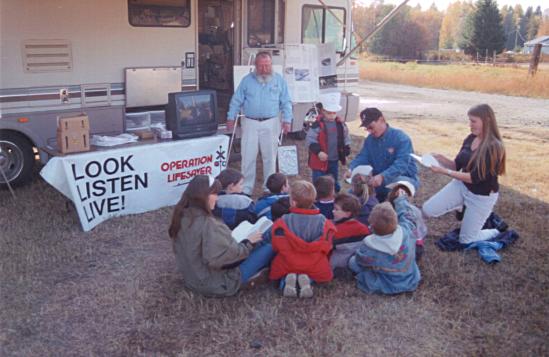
173;206;253;296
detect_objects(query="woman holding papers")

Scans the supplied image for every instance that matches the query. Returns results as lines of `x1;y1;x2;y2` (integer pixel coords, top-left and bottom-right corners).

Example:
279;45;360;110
169;175;275;296
422;104;506;244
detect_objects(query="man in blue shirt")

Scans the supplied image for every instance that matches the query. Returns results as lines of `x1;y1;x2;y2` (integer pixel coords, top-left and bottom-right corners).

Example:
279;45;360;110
227;52;293;195
346;108;419;202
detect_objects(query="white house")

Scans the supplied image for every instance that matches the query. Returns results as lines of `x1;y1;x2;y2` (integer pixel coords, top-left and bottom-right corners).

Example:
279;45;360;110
523;36;549;55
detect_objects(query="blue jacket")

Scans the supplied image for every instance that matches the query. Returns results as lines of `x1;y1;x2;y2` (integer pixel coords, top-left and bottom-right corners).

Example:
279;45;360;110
213;192;257;230
255;193;289;220
350;196;421;294
227;71;293;123
350;126;419;189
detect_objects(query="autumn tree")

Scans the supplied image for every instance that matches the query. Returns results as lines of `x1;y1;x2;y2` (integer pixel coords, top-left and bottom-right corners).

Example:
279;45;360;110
412;4;443;50
368;5;430;59
459;0;505;56
537;16;549;37
439;1;473;49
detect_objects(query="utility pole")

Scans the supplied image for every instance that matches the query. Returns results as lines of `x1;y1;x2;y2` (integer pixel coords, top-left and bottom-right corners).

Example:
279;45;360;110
515;25;518;50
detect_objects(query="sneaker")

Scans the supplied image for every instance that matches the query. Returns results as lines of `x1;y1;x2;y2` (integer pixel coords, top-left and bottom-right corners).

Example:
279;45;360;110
283;273;298;297
242;267;270;290
297;274;313;298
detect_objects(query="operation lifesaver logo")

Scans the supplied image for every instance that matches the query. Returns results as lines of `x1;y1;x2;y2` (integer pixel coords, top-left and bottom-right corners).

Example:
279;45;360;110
161;146;226;186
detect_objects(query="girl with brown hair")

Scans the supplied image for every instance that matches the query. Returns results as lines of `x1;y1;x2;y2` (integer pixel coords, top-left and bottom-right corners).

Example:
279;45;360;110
422;104;506;244
169;175;274;296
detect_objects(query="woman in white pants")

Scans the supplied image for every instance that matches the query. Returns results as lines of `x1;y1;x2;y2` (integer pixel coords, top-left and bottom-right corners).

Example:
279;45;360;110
422;104;506;244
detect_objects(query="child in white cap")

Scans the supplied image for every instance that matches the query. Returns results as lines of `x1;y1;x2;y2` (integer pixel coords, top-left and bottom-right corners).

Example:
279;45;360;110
306;92;351;192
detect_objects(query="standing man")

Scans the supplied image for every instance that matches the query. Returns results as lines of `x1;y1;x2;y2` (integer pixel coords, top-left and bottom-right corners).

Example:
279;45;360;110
346;108;419;202
227;52;293;195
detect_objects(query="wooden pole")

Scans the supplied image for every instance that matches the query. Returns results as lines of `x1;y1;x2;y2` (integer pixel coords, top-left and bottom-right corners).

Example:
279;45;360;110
528;44;542;77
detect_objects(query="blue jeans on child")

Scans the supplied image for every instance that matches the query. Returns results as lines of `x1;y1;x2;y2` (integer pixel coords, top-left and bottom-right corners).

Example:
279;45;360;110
312;160;340;192
239;243;275;283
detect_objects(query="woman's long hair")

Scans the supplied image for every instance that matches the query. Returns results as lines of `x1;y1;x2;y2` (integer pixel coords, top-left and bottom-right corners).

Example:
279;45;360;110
168;175;222;240
351;174;374;202
466;104;506;180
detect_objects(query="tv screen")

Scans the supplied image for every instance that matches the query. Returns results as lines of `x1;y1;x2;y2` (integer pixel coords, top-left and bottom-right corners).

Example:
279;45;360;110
166;90;218;139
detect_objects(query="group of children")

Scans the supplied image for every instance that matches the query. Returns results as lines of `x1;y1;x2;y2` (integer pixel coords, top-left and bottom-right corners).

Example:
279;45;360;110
210;165;426;297
204;92;427;297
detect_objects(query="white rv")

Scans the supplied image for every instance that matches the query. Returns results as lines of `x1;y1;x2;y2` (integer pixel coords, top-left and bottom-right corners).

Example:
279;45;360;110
0;0;360;188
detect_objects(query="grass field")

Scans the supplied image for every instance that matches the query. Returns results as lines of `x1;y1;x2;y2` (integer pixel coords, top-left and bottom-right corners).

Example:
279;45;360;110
360;61;549;99
1;119;549;355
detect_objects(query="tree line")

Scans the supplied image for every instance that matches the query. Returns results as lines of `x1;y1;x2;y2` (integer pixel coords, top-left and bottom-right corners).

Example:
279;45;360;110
352;0;549;59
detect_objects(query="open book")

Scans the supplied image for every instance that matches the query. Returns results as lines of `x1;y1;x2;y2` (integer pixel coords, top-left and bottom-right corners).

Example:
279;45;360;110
231;216;273;243
410;153;441;168
345;165;373;184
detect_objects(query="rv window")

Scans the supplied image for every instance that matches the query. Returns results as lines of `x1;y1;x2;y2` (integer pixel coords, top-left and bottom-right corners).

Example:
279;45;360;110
302;5;346;52
247;0;276;47
128;0;190;28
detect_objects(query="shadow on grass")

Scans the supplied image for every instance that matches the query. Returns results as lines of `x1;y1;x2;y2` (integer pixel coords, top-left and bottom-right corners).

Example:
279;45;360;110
0;136;548;355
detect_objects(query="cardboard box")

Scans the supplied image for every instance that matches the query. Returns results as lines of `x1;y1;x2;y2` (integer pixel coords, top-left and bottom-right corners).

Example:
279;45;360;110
57;114;90;153
57;129;90;154
58;114;89;132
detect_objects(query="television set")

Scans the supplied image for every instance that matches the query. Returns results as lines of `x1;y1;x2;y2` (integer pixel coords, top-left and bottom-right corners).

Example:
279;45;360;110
165;90;219;140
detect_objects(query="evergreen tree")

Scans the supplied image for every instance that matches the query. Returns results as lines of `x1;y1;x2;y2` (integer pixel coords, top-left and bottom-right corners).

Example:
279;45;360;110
458;0;505;56
502;6;516;50
519;7;533;42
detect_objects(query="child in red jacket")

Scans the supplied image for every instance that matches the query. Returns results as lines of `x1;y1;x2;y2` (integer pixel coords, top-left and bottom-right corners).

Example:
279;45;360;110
306;92;351;193
269;180;336;298
331;193;371;269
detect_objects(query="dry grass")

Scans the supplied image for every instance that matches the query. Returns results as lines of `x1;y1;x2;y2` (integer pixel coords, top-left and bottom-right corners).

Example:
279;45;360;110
360;61;549;99
1;119;549;356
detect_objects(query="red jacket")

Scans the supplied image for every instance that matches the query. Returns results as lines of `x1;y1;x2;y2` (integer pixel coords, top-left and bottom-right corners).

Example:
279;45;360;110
269;211;336;282
333;218;371;245
308;115;349;172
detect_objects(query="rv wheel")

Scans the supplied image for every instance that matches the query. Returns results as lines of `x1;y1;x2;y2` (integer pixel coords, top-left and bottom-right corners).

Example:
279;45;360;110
0;131;35;189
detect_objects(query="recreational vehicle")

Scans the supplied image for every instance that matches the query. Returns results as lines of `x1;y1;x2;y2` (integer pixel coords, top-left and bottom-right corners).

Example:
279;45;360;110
0;0;360;188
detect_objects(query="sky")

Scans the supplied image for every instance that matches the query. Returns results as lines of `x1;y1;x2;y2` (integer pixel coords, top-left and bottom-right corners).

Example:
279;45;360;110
355;0;548;12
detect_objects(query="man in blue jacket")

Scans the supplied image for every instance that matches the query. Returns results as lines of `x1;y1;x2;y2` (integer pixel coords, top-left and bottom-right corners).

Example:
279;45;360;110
227;52;293;195
345;108;418;202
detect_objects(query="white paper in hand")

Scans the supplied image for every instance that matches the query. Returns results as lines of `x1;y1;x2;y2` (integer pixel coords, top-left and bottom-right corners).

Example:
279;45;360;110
410;153;440;168
345;165;373;184
231;216;273;243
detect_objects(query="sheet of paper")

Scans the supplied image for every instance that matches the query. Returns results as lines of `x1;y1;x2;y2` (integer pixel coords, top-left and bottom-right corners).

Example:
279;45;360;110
410;153;440;168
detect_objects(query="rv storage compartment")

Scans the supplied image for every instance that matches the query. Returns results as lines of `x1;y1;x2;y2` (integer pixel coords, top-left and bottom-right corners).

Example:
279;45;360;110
149;110;166;125
125;112;151;131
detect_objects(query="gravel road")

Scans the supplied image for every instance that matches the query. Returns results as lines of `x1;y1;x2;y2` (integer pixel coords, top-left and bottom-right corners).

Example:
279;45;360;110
354;81;549;128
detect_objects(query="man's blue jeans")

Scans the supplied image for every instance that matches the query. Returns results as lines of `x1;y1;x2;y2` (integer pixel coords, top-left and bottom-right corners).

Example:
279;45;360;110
312;160;341;192
239;243;275;283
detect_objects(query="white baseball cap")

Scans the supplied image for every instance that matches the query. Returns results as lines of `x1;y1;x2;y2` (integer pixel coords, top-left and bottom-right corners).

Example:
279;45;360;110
319;92;342;112
386;180;416;197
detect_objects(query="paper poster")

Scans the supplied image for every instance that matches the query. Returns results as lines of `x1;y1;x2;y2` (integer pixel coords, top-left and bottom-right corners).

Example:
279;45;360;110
283;44;320;103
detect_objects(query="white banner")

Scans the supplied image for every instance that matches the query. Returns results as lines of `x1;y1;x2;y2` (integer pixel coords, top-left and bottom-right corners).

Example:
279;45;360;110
40;135;229;231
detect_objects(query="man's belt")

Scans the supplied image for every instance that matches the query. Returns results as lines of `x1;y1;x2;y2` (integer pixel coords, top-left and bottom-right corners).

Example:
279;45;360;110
246;116;275;121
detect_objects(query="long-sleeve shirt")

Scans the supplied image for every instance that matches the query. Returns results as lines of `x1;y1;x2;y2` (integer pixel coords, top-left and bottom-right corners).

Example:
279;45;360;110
227;71;293;123
350;125;418;187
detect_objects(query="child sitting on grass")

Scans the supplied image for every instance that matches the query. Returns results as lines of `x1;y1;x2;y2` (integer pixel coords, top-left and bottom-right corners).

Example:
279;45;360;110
350;173;379;226
255;173;289;220
269;180;336;298
314;175;336;219
386;180;427;261
330;193;371;270
348;189;421;295
213;168;257;230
